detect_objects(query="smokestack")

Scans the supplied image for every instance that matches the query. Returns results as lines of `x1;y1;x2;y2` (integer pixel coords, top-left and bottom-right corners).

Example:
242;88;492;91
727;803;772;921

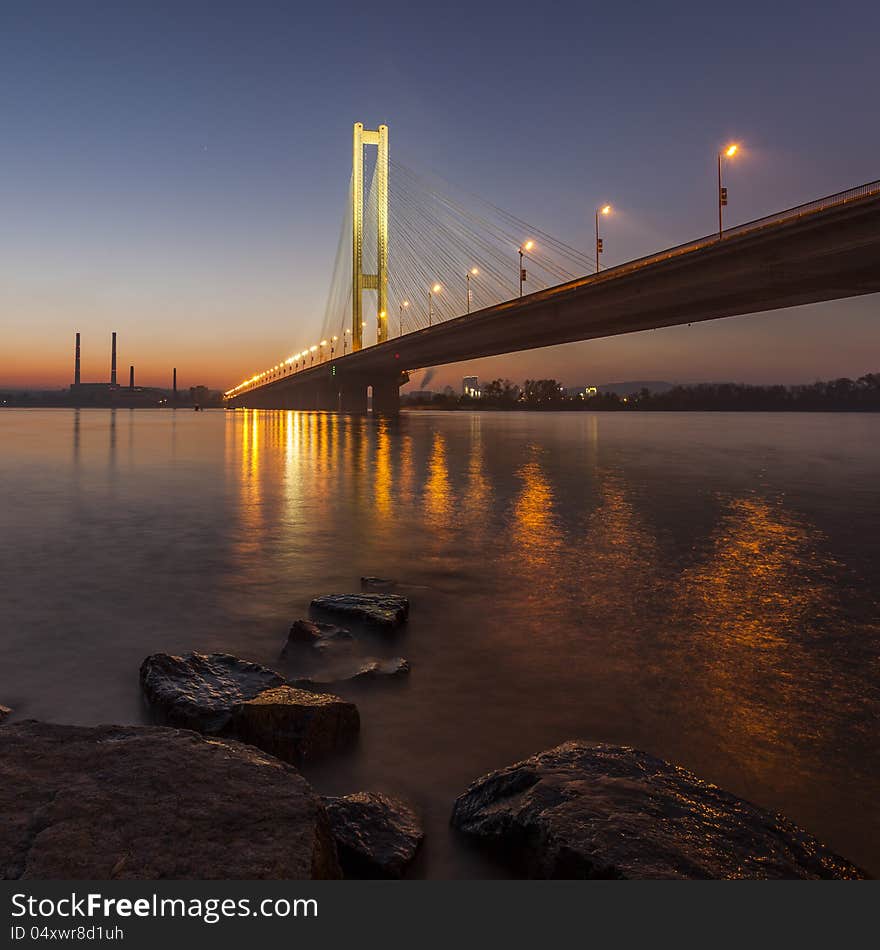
173;368;177;397
129;365;135;390
111;332;117;385
74;332;81;386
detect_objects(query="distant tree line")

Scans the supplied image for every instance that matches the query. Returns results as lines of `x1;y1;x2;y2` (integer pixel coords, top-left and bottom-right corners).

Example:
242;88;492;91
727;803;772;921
401;374;880;411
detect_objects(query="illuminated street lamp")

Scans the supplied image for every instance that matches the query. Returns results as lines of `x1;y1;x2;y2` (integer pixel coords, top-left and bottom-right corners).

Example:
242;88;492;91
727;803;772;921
343;328;350;355
331;335;338;357
718;143;739;238
319;340;328;362
429;283;441;326
399;299;410;336
595;204;611;273
310;344;318;366
466;267;479;313
518;240;534;296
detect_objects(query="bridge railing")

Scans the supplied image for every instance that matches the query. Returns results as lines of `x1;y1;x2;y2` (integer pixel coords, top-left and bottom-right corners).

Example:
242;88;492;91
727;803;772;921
574;178;880;290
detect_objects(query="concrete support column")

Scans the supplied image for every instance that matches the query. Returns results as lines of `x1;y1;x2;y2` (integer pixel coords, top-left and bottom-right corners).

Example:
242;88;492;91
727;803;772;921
339;380;368;414
371;377;401;415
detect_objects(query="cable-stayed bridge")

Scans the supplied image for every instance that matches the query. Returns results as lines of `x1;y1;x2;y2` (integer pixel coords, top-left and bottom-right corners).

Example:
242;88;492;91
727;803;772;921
225;123;880;413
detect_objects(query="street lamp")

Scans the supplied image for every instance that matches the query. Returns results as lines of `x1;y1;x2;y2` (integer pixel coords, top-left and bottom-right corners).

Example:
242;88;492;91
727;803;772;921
343;329;350;355
320;340;328;362
331;335;338;357
518;240;534;296
429;283;441;326
595;204;611;273
310;344;317;366
399;299;410;336
717;143;739;238
466;267;479;313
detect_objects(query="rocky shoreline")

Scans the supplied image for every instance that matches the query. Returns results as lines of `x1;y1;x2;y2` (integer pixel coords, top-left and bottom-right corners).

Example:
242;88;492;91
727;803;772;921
0;582;868;880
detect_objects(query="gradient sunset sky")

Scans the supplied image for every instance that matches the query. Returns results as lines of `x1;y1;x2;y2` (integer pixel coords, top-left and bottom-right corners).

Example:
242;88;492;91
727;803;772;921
2;0;878;391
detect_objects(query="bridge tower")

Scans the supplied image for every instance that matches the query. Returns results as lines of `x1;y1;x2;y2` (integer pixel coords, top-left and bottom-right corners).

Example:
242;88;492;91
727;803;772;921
352;122;389;351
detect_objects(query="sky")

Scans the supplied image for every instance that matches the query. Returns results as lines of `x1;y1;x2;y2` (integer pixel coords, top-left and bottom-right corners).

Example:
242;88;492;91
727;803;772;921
1;0;878;391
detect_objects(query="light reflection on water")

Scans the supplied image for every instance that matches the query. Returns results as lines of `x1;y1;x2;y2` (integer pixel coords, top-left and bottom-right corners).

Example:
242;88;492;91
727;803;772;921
0;408;878;877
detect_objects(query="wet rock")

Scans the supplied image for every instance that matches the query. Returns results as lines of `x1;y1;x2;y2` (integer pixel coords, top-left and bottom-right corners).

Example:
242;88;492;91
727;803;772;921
283;620;353;655
231;686;360;763
0;721;341;880
311;593;409;628
325;792;423;878
360;576;396;591
451;741;866;880
350;657;410;681
292;657;410;690
140;652;285;733
0;705;11;723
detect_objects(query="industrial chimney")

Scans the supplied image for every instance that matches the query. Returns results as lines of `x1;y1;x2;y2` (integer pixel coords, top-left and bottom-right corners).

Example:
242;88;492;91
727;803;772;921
74;332;81;386
173;368;177;402
111;332;117;385
129;365;135;390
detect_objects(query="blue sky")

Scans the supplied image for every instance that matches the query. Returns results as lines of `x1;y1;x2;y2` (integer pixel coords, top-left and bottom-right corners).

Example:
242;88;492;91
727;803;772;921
1;0;878;389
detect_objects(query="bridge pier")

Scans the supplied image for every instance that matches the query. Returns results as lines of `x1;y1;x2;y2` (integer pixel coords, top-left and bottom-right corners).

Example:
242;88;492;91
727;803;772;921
371;377;400;415
338;380;368;414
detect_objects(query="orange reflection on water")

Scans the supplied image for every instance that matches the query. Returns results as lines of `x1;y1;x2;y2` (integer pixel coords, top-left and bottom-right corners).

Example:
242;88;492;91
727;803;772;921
509;446;562;581
676;494;841;789
423;431;453;531
374;418;393;520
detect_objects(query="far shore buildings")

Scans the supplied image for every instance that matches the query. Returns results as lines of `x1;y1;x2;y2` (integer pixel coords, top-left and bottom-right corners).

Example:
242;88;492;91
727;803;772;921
462;376;481;398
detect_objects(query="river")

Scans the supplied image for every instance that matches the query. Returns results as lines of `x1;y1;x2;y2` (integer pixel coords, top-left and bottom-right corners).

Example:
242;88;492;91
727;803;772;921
1;408;877;877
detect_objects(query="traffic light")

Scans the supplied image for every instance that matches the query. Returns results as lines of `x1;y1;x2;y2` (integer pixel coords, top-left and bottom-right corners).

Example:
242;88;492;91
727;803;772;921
720;187;728;206
597;238;604;254
520;268;527;283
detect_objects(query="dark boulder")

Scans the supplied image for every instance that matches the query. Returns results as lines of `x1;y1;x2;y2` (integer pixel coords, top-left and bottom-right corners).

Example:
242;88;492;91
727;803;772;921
140;652;360;763
451;741;866;880
0;721;341;879
360;576;396;591
140;652;285;733
0;705;11;724
231;686;360;764
325;791;423;878
350;657;410;681
311;593;409;628
282;620;353;657
292;657;410;691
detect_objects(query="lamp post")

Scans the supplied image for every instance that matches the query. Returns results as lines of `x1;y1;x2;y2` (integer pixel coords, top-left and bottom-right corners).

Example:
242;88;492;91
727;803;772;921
718;143;739;238
319;340;328;362
331;335;338;358
310;345;317;366
399;299;410;336
343;329;350;355
518;240;533;296
466;267;479;313
429;283;441;327
595;204;611;273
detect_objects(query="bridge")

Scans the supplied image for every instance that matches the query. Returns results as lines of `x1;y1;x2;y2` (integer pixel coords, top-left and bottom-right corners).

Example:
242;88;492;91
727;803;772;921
225;124;880;413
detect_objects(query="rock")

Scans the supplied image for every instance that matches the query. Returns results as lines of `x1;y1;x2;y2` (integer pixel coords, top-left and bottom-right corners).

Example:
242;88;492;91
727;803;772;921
292;657;411;690
140;652;286;733
360;576;396;590
325;792;423;878
140;652;360;763
231;686;360;763
311;593;409;628
0;705;11;723
350;657;410;681
451;741;866;880
0;721;341;880
282;620;353;657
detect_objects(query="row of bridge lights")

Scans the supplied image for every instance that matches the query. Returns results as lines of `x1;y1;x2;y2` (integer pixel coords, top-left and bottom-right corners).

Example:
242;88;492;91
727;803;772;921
225;143;741;397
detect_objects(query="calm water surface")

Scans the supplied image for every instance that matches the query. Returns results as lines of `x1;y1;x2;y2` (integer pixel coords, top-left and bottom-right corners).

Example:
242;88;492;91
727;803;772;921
1;408;878;877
